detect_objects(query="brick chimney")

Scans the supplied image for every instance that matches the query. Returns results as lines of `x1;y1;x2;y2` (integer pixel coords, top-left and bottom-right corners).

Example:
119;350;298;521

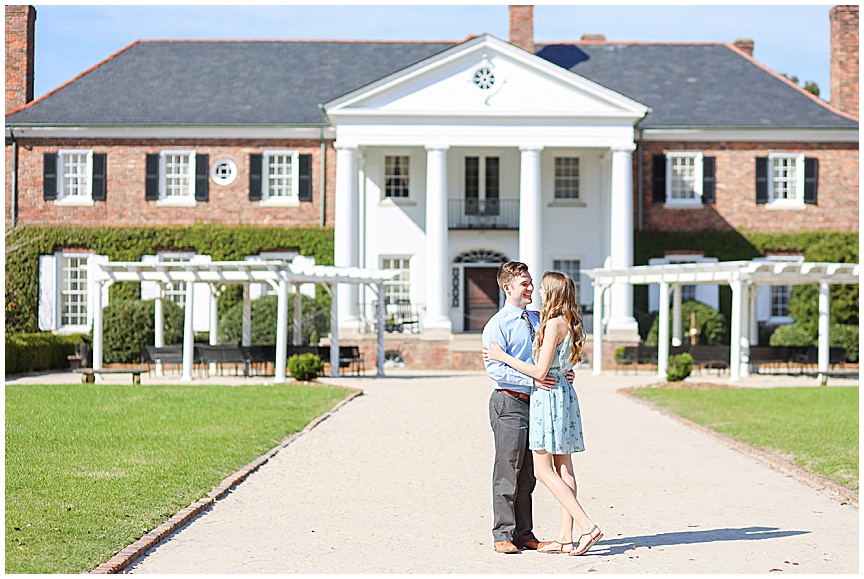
733;38;754;57
5;5;36;113
830;5;858;117
509;5;534;53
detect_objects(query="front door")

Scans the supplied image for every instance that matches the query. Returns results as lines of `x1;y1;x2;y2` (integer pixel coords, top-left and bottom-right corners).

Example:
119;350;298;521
464;267;500;331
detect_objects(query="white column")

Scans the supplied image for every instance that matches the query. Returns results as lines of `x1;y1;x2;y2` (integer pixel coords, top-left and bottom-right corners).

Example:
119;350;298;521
592;284;606;376
330;283;340;377
657;281;670;378
293;285;303;346
729;279;743;381
518;146;543;307
92;280;104;371
671;284;683;347
274;279;289;383
818;281;830;379
424;145;452;331
241;283;251;347
154;282;164;376
377;283;386;377
334;145;360;330
181;280;195;381
607;145;639;340
739;282;751;378
748;286;760;346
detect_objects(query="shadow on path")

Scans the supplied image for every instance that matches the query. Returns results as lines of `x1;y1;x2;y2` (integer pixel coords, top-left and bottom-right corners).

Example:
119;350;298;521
590;526;810;556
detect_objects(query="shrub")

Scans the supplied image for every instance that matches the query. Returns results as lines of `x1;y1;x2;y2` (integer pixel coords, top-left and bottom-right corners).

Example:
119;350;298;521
102;299;184;363
5;332;87;375
666;353;693;382
287;353;324;381
646;301;728;346
218;293;330;346
614;346;628;363
830;324;859;362
768;323;814;347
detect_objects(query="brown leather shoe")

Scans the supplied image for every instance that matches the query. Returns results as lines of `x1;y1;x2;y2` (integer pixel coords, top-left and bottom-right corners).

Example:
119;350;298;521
494;540;519;554
515;537;545;550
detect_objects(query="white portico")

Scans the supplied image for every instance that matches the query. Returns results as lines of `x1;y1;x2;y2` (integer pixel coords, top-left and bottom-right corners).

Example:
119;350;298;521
324;34;650;337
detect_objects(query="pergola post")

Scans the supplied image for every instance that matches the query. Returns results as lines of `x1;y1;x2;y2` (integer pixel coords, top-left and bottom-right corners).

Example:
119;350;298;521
748;286;759;346
275;278;289;383
92;279;104;372
729;278;744;381
241;283;251;347
739;282;751;378
657;281;670;379
818;281;831;381
209;284;219;375
293;284;303;346
330;282;340;377
154;282;164;376
376;282;386;377
592;284;606;375
671;284;683;347
181;280;195;381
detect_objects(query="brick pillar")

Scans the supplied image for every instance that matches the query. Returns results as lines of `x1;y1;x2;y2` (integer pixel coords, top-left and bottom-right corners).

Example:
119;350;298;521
509;5;534;53
733;38;754;57
830;5;859;118
5;5;36;113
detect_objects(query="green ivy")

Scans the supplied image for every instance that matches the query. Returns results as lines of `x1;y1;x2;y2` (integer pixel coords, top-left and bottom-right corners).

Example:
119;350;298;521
5;224;334;334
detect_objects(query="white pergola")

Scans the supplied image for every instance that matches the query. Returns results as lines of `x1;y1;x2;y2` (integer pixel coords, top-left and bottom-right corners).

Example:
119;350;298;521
90;259;398;381
585;260;859;381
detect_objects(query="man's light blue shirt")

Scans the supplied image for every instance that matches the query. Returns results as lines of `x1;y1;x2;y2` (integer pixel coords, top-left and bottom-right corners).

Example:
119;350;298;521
482;302;540;395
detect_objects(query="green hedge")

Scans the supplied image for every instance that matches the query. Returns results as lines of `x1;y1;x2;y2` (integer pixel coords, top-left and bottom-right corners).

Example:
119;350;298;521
666;353;694;382
5;333;88;375
218;293;330;346
5;224;334;334
645;301;727;346
103;299;185;364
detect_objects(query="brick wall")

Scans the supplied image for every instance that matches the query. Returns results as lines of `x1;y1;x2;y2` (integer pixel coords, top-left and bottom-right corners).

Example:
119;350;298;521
638;141;859;233
830;5;859;118
5;138;337;227
5;5;36;113
509;5;534;53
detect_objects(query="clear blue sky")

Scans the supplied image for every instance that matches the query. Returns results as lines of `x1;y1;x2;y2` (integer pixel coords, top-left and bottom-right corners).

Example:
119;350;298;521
31;3;838;101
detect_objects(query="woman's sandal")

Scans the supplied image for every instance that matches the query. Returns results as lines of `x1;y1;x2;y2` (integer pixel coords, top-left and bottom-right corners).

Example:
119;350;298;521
570;525;603;556
537;540;573;555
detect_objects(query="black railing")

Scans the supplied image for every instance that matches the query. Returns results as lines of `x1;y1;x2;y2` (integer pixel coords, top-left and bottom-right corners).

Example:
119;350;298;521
448;198;519;229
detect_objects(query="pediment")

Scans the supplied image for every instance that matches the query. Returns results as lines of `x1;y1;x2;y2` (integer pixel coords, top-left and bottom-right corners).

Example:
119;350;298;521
325;35;649;120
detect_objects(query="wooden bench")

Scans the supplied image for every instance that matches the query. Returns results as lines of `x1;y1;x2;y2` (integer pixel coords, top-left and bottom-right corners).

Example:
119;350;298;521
74;368;147;384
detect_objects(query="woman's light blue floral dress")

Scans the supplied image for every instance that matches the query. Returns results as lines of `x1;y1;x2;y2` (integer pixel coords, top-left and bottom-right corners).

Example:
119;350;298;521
529;332;585;454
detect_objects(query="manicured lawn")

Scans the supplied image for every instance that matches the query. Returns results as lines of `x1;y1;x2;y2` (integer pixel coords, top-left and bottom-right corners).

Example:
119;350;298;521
629;386;858;492
5;383;352;574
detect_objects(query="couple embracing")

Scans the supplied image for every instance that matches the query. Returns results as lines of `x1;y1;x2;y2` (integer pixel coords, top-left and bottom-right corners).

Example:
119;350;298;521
482;261;602;556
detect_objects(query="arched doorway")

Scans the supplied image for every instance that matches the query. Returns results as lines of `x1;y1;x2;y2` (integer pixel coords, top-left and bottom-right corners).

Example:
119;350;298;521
453;250;508;332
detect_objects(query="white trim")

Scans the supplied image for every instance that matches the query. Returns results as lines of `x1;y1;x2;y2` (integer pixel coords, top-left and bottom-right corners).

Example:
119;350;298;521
767;152;805;207
381;151;414;202
261;149;300;203
210;158;238;186
5;126;337;140
641;128;859;143
157;149;196;204
56;149;94;202
664;151;703;208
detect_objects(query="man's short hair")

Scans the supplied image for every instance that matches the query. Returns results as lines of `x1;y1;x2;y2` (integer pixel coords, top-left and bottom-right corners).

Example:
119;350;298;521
497;261;529;290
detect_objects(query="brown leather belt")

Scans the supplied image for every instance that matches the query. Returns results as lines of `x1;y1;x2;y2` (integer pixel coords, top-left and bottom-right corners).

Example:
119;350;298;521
499;388;530;400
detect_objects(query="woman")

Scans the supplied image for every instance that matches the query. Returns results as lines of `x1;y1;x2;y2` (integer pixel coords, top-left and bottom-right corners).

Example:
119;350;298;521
483;271;602;556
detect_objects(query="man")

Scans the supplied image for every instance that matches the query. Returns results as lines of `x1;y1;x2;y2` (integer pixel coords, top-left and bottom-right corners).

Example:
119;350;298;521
482;261;572;554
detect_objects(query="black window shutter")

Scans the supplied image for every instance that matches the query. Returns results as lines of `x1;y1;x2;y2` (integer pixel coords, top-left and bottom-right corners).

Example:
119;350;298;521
651;154;666;203
249;154;263;201
145;154;160;200
92;153;107;201
43;153;58;200
755;157;769;204
298;154;312;201
701;156;715;204
804;157;818;205
195;154;209;202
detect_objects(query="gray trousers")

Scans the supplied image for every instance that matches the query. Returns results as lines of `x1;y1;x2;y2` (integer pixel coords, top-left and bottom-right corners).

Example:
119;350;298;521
489;389;535;543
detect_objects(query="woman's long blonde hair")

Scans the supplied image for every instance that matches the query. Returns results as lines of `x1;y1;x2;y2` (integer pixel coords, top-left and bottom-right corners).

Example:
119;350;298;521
533;271;583;366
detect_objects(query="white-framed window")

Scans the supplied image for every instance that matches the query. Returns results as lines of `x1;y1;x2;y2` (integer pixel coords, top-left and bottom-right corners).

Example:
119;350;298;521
552;258;581;299
262;150;299;202
158;251;195;308
647;254;720;313
60;254;90;327
57;149;93;201
554;157;580;200
666;152;703;206
771;285;791;318
768;153;805;205
381;257;411;305
384;155;410;198
159;150;195;204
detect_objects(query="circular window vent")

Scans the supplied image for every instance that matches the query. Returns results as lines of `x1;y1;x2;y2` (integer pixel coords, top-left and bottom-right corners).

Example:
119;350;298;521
473;67;495;90
210;158;237;186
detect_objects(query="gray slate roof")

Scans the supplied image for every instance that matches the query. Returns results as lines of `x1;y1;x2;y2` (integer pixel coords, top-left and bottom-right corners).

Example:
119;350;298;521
6;38;857;129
